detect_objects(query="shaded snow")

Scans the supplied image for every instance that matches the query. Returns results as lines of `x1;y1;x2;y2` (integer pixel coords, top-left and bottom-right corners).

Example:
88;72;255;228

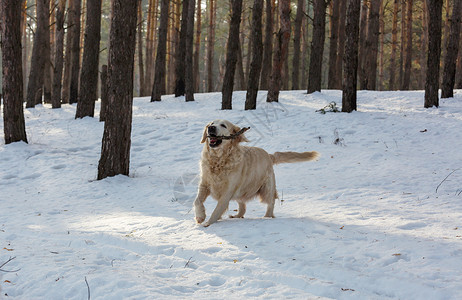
1;90;461;299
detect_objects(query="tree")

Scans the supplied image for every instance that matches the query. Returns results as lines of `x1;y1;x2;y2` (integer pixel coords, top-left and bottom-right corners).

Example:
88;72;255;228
401;0;413;90
26;0;50;108
76;0;102;118
335;0;347;89
328;0;341;89
2;0;28;144
441;0;462;98
51;0;67;109
69;0;82;104
424;0;443;108
245;0;264;110
342;0;361;112
292;0;305;90
267;0;290;102
151;0;170;102
174;0;190;97
260;0;273;90
185;0;196;102
137;1;145;97
97;0;139;180
308;0;327;93
389;0;399;90
193;0;202;92
361;0;381;90
99;64;108;122
206;0;217;92
222;0;243;110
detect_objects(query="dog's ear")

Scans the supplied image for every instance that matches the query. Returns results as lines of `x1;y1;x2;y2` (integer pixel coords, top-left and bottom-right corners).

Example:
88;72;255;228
232;125;250;143
200;124;209;143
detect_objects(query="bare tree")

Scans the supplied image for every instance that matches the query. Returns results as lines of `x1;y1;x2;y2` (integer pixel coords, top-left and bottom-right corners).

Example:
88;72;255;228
245;0;264;110
98;0;139;180
69;0;82;104
342;0;361;112
401;0;412;90
308;0;327;93
2;0;28;144
26;0;50;108
151;0;170;102
185;0;196;102
424;0;443;108
76;0;102;118
137;1;145;97
51;0;67;109
441;0;462;98
292;0;305;90
206;0;217;92
260;0;274;90
222;0;243;109
194;0;202;92
328;0;341;89
175;0;190;97
335;0;347;89
389;0;399;90
361;0;381;90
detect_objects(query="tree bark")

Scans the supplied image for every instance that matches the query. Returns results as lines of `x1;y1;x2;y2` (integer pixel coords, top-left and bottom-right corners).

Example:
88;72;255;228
69;0;82;104
245;0;264;110
401;0;413;90
260;0;274;90
137;1;145;97
194;0;202;92
206;0;216;92
185;0;196;101
99;64;107;122
441;0;462;98
389;0;399;90
328;0;340;89
26;0;50;108
76;0;102;118
151;0;170;102
221;0;243;110
361;0;381;90
2;0;28;144
358;0;368;90
51;0;67;109
424;0;443;108
267;0;290;102
292;0;304;90
174;0;190;97
419;0;428;89
342;0;361;113
308;0;327;93
335;0;347;89
97;0;138;180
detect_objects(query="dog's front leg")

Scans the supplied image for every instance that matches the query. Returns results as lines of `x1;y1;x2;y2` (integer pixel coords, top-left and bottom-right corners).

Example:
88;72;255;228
194;184;210;224
203;193;233;227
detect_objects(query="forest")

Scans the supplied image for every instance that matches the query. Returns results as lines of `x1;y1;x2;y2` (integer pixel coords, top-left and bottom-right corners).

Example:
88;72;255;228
1;0;460;175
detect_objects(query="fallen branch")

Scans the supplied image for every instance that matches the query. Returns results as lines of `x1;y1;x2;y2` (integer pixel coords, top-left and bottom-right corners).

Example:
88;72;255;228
85;276;91;300
436;168;461;193
0;256;21;273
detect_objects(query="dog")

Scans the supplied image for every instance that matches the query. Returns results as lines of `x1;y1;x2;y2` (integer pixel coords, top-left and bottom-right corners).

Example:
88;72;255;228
193;120;319;227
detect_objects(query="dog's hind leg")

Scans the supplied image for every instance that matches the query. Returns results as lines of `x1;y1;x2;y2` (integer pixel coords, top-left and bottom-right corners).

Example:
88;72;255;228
259;176;277;218
230;202;246;218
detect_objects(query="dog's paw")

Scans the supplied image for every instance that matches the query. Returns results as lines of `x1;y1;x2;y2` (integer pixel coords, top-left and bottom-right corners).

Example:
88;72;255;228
202;222;211;227
229;214;244;219
195;216;205;224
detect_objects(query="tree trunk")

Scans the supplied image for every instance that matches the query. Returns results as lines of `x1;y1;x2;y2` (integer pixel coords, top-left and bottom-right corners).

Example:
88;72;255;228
137;1;145;97
175;0;190;97
99;64;107;122
76;0;102;118
424;0;443;108
342;0;361;113
2;0;28;144
307;0;327;93
328;0;340;89
221;0;243;110
361;0;381;90
151;0;170;102
398;0;405;88
51;0;67;109
335;0;347;89
236;39;246;90
260;0;274;90
206;0;216;92
267;0;290;102
245;0;264;110
69;0;81;104
26;0;50;108
358;0;369;90
401;0;412;90
43;3;52;104
389;0;399;90
62;0;74;104
97;0;138;180
194;0;202;92
185;0;196;101
441;0;462;98
419;0;428;89
292;0;304;90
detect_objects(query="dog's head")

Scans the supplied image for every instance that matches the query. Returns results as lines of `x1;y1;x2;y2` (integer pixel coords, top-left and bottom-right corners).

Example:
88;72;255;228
200;120;249;149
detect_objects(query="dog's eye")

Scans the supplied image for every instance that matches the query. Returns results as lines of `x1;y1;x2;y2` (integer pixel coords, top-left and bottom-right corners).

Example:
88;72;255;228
221;124;227;128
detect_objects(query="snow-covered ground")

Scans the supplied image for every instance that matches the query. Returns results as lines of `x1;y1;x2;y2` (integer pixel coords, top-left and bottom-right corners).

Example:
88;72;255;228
1;90;461;299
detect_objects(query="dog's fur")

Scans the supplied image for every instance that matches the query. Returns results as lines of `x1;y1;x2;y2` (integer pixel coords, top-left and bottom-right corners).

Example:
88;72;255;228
194;120;319;227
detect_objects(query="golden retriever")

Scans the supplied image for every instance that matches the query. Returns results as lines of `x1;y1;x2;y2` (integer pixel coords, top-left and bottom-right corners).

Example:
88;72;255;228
194;120;319;227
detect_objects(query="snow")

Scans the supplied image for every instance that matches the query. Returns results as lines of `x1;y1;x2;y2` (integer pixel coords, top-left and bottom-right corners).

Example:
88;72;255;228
1;90;462;299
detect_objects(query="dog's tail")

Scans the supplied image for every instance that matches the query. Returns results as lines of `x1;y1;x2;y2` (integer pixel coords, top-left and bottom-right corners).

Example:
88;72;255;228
270;151;320;165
